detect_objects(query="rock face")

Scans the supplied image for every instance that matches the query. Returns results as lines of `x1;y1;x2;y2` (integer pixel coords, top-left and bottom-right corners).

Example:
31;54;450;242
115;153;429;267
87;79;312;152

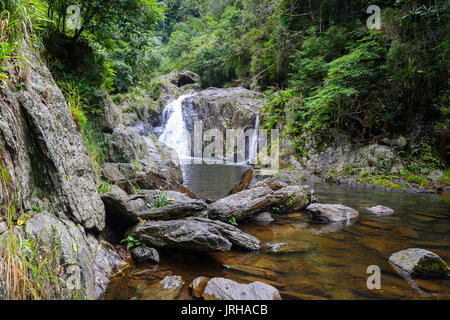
23;213;126;299
103;127;183;192
229;168;254;195
389;248;449;278
366;206;395;216
126;217;261;252
131;245;160;264
306;204;359;223
182;88;263;143
202;278;282;300
0;39;105;231
0;36;127;300
208;186;311;222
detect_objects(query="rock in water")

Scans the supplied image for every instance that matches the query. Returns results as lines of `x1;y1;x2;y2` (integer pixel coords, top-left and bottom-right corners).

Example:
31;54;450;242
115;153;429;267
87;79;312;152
208;186;311;222
208;187;276;221
126;217;261;252
140;276;185;300
306;204;359;223
229;168;254;195
190;276;210;298
366;206;394;216
389;248;449;278
131;245;160;264
202;278;282;300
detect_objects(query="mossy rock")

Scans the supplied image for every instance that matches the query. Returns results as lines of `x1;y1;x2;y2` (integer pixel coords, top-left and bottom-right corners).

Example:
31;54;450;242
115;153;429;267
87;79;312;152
389;248;449;278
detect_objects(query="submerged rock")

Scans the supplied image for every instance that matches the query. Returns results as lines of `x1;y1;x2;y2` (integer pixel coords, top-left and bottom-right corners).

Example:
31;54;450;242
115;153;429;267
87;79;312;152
202;278;282;300
131;245;160;264
306;204;359;224
389;248;449;278
366;206;395;216
126;217;261;252
229;168;254;195
140;275;185;300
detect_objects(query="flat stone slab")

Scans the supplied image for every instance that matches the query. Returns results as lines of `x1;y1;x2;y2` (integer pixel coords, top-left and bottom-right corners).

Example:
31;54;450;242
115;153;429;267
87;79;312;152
202;278;282;300
366;206;394;216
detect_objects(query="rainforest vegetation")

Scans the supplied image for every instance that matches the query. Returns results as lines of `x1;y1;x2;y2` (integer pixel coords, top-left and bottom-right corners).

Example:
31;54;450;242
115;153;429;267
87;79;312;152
1;0;449;174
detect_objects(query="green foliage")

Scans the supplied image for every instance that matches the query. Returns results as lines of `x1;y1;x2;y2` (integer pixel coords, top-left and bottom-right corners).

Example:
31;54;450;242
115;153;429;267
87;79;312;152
228;217;238;226
120;236;141;250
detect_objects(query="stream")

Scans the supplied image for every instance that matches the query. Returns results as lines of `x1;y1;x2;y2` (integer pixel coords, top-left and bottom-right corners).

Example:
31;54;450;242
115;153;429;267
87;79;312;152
103;163;450;300
102;95;449;300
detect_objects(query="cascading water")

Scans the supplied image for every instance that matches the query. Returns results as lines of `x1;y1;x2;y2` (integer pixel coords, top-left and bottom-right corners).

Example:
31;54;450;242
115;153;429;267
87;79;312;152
248;114;259;164
159;94;194;160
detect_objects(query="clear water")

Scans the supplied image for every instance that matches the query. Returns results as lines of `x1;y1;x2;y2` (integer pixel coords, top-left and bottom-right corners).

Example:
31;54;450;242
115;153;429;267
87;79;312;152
103;164;450;300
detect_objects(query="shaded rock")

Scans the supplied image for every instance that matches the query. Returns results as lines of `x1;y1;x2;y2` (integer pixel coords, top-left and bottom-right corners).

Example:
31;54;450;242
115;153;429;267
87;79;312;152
91;89;123;133
207;187;276;222
126;217;261;252
223;264;276;280
168;70;200;87
251;178;287;191
202;278;281;300
366;206;394;216
101;185;144;226
190;276;210;298
389;248;449;278
398;227;419;239
131;245;160;264
306;204;359;224
229;168;254;195
251;212;274;223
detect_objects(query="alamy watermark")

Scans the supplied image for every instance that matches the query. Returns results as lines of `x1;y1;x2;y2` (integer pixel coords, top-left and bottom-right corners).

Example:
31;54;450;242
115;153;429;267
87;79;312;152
367;265;381;290
367;5;381;30
66;5;81;30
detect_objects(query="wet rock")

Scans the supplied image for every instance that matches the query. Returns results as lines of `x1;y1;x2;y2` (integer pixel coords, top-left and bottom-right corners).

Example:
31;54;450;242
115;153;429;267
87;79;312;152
131;245;160;264
141;275;185;300
366;206;394;216
202;278;281;300
126;217;261;252
168;70;200;88
190;276;210;298
251;178;287;191
223;264;276;280
207;187;276;222
229;168;254;195
306;204;359;224
398;227;419;239
389;248;450;278
101;185;144;226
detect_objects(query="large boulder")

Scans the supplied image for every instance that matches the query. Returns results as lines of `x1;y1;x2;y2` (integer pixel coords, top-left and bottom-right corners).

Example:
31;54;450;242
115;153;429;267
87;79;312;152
389;248;449;278
126;217;261;252
366;206;394;216
131;245;160;264
306;204;359;224
202;278;282;300
207;187;276;222
208;186;311;222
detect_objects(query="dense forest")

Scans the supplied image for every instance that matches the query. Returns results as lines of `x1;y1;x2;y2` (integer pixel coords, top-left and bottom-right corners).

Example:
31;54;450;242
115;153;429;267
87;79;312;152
1;0;450;301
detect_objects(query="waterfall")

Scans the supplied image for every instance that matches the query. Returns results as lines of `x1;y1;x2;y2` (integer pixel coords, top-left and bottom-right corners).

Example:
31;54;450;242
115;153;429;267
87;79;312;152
159;94;194;159
248;114;259;164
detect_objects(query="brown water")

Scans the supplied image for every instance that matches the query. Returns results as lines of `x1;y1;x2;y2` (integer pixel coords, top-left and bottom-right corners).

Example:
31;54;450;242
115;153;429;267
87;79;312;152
103;164;450;300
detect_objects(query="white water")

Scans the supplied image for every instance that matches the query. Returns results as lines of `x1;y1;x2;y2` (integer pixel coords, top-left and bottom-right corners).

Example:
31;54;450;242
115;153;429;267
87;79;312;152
159;94;194;159
159;93;260;164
